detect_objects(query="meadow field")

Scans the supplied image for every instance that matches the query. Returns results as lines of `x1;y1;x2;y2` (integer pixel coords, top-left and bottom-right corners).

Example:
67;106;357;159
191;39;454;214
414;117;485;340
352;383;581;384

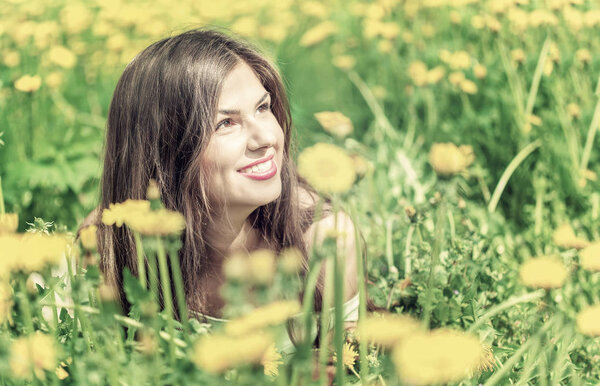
1;0;600;384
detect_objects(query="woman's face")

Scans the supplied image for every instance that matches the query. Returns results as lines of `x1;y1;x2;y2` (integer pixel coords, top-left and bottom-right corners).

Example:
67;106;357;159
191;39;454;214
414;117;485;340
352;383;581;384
202;61;285;214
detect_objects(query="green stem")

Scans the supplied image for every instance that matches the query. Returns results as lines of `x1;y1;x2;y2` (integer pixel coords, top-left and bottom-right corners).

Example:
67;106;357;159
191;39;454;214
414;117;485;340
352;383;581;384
318;256;334;384
523;37;550;131
333;203;345;386
133;232;146;288
0;176;5;214
422;198;445;328
156;237;176;366
349;204;368;381
579;74;600;172
18;279;34;334
488;140;541;213
404;224;415;278
168;244;189;335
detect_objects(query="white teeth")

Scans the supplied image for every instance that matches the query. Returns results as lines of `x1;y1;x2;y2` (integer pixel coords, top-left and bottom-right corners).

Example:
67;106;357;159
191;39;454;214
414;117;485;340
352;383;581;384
241;159;273;174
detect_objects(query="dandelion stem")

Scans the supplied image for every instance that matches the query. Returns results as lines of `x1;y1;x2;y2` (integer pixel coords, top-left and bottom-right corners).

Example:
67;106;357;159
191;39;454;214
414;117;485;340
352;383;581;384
488;140;541;213
422;198;445;328
0;177;5;214
348;203;368;382
333;200;345;386
404;224;415;278
523;37;550;133
579;74;600;173
18;279;34;334
156;236;176;366
133;232;146;288
167;243;190;335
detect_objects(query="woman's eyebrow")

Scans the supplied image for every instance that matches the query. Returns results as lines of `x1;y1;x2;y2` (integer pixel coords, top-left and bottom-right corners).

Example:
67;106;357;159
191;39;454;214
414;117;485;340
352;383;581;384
217;92;270;115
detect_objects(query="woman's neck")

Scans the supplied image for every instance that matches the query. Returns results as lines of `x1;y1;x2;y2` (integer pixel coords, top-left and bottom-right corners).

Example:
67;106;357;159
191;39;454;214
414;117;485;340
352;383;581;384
204;209;260;259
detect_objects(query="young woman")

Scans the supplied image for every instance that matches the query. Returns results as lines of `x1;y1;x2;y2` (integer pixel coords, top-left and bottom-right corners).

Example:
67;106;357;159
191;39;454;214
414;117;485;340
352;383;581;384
83;28;360;331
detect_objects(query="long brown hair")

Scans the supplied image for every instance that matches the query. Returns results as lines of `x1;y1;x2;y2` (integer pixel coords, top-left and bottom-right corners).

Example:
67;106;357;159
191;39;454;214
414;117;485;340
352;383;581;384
96;28;321;315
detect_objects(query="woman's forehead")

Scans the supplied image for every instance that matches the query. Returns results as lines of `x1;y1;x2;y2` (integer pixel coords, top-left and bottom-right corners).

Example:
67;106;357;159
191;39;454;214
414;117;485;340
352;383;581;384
217;62;268;108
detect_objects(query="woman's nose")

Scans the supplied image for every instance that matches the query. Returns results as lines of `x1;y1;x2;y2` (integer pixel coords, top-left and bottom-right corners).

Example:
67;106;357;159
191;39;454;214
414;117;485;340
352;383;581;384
247;119;277;151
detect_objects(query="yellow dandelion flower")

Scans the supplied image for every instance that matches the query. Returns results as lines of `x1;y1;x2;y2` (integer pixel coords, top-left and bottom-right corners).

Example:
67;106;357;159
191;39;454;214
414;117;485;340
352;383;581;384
247;249;276;285
332;55;355;70
300;21;337;47
448;71;465;86
300;1;329;19
428;143;475;177
47;45;76;69
126;208;185;236
377;39;394;53
567;103;581;119
580;242;600;272
408;61;429;86
314;111;353;138
192;332;272;373
0;213;18;234
45;71;63;89
576;304;600;337
357;313;420;348
450;10;462;24
258;24;288;44
576;49;591;64
279;247;304;275
460;79;478;94
426;66;445;85
552;223;589;250
226;300;301;336
0;282;13;324
527;114;542;127
511;48;525;64
10;332;57;380
334;342;358;370
449;51;471;70
519;256;568;289
261;344;283;377
543;61;553;76
298;143;356;194
3;50;20;67
223;252;249;281
14;75;42;92
79;225;97;251
60;4;92;34
231;17;258;38
471;15;485;29
392;329;484;385
473;64;487;79
380;22;400;39
101;199;151;228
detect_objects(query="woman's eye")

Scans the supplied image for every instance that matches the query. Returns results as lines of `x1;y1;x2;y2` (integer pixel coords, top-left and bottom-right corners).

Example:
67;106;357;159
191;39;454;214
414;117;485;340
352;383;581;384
258;103;271;113
216;119;234;130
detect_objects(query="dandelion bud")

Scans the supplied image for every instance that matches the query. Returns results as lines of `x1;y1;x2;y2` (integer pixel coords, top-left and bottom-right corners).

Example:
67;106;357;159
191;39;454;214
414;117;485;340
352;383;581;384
140;300;158;318
79;225;97;251
98;283;118;303
223;253;249;282
137;331;158;356
146;179;160;200
248;250;276;285
404;205;416;222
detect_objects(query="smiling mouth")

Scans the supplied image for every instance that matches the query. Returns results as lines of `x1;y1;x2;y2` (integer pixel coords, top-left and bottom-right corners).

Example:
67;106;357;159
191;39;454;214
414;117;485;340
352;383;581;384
238;158;278;180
